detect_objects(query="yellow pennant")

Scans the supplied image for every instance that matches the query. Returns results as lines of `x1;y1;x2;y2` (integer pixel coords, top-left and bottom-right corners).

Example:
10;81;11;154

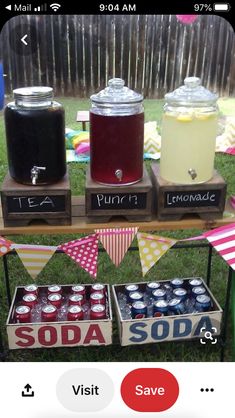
137;232;177;276
13;244;57;279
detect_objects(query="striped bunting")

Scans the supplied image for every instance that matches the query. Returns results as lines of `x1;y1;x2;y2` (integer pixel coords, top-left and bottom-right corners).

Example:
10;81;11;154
12;244;57;279
203;223;235;270
95;227;138;267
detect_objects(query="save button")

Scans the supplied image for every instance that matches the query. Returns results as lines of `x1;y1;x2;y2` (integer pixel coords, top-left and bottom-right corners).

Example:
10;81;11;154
121;368;179;412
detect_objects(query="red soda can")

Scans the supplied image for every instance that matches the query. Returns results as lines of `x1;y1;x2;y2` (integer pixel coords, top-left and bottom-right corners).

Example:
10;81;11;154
41;304;57;322
67;305;84;321
15;305;31;323
48;285;62;295
24;284;38;296
69;294;85;306
90;283;106;295
48;293;62;309
90;292;105;306
72;285;86;297
22;294;37;309
90;304;107;320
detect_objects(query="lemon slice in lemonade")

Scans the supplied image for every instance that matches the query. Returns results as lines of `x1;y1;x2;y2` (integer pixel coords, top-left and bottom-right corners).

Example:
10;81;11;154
195;112;216;120
177;114;193;122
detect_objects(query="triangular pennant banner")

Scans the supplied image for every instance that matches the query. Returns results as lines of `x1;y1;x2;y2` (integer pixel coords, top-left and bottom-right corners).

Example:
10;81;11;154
58;234;99;279
13;244;57;279
137;232;177;276
0;236;14;257
95;227;139;267
203;223;235;270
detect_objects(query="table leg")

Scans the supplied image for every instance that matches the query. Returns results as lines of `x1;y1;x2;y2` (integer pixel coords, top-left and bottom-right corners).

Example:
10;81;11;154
220;267;233;361
3;254;12;307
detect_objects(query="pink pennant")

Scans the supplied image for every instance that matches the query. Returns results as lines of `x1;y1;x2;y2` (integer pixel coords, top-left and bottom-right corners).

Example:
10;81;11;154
0;236;14;257
95;227;138;267
203;224;235;270
58;234;99;279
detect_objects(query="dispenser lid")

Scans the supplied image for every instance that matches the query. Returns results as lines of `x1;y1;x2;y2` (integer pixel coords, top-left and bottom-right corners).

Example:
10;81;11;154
13;86;53;106
165;77;218;106
90;78;143;105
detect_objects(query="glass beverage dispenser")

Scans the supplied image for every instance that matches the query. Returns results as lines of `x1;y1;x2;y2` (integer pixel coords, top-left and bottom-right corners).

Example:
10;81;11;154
4;86;66;185
90;78;144;185
160;77;218;184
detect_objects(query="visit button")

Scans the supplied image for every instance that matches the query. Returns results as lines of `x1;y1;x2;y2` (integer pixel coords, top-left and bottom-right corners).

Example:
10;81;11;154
121;368;179;412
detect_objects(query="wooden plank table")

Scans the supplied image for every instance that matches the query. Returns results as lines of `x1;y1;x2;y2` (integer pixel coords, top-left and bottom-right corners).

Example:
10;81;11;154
0;196;234;235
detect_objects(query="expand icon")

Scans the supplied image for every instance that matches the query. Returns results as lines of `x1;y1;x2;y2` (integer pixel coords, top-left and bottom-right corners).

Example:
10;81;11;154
200;327;218;345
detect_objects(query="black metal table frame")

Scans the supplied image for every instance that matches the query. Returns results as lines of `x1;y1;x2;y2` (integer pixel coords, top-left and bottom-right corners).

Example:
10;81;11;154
0;241;233;362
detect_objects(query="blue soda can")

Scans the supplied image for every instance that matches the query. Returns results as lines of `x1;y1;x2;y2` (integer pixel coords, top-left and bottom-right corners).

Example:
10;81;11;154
125;284;139;300
195;295;212;312
152;288;167;301
153;300;168;317
146;281;161;294
173;288;187;301
168;298;185;315
129;291;144;304
131;301;147;319
192;286;206;297
170;278;184;289
189;278;203;289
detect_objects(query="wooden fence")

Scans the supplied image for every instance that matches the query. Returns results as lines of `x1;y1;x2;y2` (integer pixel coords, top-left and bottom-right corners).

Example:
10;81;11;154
0;14;234;98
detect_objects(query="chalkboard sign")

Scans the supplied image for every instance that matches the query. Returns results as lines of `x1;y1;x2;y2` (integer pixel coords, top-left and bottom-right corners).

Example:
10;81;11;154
164;190;221;209
91;192;147;210
7;195;66;213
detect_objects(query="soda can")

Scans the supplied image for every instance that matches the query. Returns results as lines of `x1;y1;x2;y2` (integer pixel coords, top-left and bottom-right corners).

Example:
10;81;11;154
129;291;144;305
152;288;166;301
173;288;187;301
195;295;212;312
131;301;147;319
48;293;62;309
41;304;57;322
125;284;139;300
91;283;106;295
69;294;85;306
90;304;107;320
192;286;206;297
67;305;84;321
168;298;185;315
22;294;37;309
24;284;38;296
72;285;86;296
170;278;184;289
90;292;106;306
15;305;31;323
146;282;161;294
189;278;203;288
153;300;168;317
48;285;62;295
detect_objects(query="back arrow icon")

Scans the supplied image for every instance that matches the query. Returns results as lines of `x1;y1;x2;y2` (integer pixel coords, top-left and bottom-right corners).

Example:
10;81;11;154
21;34;28;46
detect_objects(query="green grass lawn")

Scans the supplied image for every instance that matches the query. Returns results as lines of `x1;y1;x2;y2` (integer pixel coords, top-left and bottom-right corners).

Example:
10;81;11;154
0;98;234;362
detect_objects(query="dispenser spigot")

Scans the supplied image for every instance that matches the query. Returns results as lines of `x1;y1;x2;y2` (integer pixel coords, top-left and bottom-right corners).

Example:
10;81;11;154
115;169;123;182
31;166;46;185
188;168;197;180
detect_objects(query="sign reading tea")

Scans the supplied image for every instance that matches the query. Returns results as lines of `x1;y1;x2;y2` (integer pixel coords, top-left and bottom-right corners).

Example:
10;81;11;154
6;195;66;213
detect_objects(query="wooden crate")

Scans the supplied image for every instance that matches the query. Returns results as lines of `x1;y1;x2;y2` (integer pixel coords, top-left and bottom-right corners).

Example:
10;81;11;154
112;278;223;346
150;163;227;221
7;284;112;349
85;164;153;222
1;173;71;226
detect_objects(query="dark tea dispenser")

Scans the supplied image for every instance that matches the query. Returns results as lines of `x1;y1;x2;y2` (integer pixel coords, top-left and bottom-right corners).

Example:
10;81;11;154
90;78;144;185
4;86;66;185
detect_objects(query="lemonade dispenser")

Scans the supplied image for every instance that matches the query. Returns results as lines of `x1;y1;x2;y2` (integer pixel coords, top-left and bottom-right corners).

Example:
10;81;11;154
160;77;218;184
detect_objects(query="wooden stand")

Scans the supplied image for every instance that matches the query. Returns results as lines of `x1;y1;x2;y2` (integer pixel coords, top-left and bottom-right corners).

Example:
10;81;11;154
150;163;227;221
85;165;153;223
1;173;71;227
